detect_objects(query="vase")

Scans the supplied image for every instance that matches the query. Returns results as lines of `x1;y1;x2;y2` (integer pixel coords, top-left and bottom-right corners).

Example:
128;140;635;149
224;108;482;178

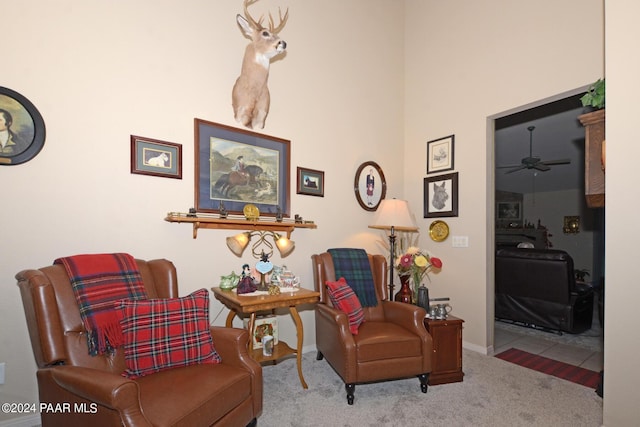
394;275;413;304
417;285;430;311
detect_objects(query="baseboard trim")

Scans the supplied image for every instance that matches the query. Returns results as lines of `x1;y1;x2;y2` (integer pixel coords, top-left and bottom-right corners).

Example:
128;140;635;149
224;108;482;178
463;340;491;355
0;414;41;427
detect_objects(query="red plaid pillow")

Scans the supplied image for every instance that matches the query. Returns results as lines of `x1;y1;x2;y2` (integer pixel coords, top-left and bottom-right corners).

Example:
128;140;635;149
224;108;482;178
326;277;365;335
116;288;221;378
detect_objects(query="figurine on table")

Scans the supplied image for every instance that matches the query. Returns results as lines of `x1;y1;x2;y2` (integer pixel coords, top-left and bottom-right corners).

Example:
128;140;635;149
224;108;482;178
237;263;257;294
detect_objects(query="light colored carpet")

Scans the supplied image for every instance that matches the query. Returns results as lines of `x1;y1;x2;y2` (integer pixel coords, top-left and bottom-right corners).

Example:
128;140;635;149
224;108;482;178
260;350;602;426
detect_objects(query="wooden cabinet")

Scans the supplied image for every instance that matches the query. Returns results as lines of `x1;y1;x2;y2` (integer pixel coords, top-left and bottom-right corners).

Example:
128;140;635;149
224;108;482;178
578;109;605;207
424;315;464;385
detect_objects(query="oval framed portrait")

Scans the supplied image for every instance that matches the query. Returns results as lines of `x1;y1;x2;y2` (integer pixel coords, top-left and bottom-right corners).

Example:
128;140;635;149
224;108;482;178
354;161;387;211
0;86;46;165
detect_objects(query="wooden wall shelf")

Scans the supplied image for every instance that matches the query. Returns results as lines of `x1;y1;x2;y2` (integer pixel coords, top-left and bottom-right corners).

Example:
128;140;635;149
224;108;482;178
165;212;317;239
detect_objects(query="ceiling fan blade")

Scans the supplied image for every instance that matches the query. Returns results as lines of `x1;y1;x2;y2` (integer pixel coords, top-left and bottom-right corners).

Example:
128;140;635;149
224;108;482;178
533;163;550;171
541;158;571;166
504;165;527;174
497;164;523;169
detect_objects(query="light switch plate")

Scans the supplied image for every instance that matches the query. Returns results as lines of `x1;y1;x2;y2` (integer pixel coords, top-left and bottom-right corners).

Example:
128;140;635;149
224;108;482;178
452;236;469;247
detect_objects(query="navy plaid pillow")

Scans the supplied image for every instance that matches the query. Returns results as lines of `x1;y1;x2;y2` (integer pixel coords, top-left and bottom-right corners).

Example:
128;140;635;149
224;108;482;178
116;288;221;378
326;277;365;335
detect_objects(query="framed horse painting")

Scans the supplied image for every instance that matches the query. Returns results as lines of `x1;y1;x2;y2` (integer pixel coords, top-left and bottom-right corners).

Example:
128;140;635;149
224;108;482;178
194;119;291;217
423;172;458;218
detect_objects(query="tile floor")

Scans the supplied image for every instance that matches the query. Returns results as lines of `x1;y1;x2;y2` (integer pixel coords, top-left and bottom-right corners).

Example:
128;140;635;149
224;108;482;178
493;312;604;372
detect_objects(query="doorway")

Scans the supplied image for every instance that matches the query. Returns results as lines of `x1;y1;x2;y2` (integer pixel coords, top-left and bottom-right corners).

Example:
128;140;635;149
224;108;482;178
491;90;605;364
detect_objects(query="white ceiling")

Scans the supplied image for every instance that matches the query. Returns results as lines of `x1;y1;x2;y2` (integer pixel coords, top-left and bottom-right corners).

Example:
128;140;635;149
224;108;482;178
494;104;590;194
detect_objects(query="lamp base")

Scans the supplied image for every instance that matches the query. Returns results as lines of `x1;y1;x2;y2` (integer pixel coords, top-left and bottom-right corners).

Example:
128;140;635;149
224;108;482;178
256;272;270;292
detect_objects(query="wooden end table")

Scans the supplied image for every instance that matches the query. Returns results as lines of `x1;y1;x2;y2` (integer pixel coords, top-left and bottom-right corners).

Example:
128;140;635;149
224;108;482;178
423;315;464;385
211;287;320;389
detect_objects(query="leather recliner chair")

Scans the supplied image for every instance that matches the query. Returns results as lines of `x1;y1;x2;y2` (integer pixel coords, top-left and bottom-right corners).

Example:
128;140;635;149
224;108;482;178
495;248;594;334
16;258;262;427
311;252;432;405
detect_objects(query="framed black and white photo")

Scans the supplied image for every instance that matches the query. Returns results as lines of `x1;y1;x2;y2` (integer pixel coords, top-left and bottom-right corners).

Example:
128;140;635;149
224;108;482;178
424;172;458;218
130;135;182;179
354;161;387;211
296;167;324;197
0;86;46;165
195;119;290;217
426;134;454;174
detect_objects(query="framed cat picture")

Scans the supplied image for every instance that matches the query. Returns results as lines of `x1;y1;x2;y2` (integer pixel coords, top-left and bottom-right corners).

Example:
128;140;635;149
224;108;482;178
424;172;458;218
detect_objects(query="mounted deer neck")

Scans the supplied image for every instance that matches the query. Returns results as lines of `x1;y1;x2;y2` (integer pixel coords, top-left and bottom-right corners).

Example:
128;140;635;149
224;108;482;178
232;0;289;129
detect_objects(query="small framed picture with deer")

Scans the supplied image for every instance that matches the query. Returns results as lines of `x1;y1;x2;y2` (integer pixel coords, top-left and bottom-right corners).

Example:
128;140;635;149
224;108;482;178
424;172;458;218
426;134;455;174
194;118;290;217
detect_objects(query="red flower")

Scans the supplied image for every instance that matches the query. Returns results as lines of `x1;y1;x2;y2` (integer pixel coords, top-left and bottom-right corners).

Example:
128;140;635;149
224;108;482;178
399;254;413;268
430;257;443;269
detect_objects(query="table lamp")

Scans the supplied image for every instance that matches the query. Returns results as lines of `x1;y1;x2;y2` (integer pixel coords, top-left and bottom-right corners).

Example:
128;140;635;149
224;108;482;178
369;198;418;298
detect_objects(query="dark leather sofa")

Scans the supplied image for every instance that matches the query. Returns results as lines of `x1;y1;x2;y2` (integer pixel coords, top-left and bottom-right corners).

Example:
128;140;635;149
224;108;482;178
495;248;594;334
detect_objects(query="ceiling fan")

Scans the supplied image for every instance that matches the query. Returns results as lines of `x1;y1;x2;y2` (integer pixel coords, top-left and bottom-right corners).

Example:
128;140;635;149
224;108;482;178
498;125;571;174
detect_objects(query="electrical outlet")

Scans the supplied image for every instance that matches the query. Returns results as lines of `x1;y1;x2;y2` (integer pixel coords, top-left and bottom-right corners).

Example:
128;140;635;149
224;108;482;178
452;236;469;248
0;362;5;384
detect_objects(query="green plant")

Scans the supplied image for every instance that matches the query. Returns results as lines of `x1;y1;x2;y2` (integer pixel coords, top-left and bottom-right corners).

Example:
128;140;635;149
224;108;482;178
580;78;605;109
574;268;590;282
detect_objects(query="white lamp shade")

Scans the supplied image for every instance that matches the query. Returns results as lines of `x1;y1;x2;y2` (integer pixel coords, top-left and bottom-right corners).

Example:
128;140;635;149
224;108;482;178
369;199;418;231
275;234;295;257
226;232;251;256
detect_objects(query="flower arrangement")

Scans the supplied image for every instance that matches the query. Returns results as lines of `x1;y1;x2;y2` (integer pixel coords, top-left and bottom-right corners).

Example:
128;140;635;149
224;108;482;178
396;247;443;297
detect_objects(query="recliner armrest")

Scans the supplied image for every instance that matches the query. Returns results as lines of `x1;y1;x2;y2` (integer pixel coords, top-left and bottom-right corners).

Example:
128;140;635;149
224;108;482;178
383;301;430;340
316;303;355;343
48;365;151;427
209;326;263;418
209;326;258;370
573;282;595;296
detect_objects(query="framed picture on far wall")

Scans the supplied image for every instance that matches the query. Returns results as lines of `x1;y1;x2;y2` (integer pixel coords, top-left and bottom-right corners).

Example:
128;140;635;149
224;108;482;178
130;135;182;179
424;172;458;218
296;167;324;197
426;134;454;174
497;201;522;221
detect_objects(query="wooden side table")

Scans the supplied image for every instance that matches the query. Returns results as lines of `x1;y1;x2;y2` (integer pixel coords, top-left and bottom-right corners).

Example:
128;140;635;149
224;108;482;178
423;315;464;385
211;287;319;389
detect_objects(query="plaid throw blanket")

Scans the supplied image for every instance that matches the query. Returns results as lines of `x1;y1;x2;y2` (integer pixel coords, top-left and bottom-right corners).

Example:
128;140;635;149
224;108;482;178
327;248;378;307
54;253;147;356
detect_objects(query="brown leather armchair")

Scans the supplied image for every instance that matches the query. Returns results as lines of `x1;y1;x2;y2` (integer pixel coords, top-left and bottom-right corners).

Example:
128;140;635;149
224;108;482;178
16;258;262;427
311;252;432;405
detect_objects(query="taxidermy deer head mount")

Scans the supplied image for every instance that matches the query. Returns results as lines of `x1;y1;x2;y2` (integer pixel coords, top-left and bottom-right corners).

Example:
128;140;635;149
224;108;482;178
232;0;289;129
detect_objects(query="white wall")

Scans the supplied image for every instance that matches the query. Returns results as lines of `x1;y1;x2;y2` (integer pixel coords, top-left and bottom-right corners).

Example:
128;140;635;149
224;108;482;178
523;189;597;275
1;1;405;422
604;1;640;424
404;0;603;354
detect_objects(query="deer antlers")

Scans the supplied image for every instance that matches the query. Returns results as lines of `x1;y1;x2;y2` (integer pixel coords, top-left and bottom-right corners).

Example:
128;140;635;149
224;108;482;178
242;0;289;33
